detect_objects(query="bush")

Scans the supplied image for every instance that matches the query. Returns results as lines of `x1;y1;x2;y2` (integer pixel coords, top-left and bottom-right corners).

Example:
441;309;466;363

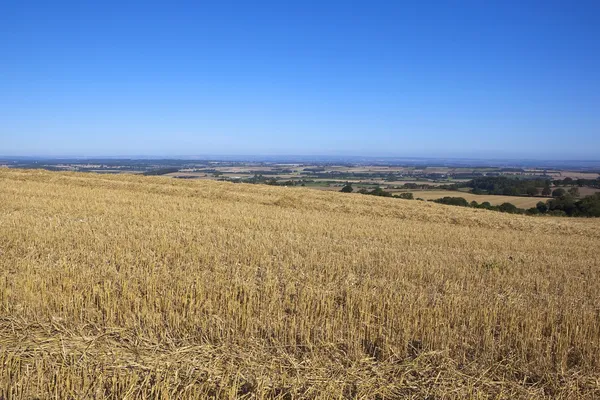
396;192;414;200
434;197;469;207
536;201;548;214
498;202;519;213
340;184;353;193
369;187;393;197
357;187;393;197
548;210;567;217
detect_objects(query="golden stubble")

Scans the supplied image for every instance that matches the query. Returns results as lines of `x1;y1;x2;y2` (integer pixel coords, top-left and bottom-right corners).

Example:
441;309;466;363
0;169;599;399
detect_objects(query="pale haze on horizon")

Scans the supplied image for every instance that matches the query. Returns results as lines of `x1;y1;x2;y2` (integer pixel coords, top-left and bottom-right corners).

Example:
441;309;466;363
1;1;599;160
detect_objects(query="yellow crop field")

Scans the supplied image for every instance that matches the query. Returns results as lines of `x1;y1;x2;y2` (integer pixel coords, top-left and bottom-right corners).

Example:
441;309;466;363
1;169;599;399
408;190;551;208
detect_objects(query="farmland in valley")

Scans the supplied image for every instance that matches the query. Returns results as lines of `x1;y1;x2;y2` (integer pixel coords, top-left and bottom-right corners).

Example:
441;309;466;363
1;169;599;399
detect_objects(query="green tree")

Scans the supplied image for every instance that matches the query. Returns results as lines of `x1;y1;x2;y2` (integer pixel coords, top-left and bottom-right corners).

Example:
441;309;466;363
396;192;414;200
536;201;548;213
552;188;566;197
340;184;353;193
577;193;600;217
369;187;393;197
547;195;577;216
498;202;518;213
541;186;551;196
434;197;469;207
526;187;538;196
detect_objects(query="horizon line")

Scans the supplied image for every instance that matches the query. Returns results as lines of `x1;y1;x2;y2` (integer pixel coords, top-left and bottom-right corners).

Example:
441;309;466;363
2;154;600;163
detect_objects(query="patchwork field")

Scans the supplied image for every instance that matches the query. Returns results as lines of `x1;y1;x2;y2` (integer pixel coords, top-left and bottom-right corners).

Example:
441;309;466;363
407;190;552;208
1;169;599;399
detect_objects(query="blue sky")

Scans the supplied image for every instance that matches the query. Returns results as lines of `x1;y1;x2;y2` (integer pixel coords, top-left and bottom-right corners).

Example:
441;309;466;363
1;1;599;159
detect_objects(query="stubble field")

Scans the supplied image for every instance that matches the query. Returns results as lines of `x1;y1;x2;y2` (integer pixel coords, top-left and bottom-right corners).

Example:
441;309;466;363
0;169;599;399
405;190;551;208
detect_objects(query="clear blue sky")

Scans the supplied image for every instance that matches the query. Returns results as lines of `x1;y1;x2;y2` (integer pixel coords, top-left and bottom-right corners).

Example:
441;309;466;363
1;1;599;159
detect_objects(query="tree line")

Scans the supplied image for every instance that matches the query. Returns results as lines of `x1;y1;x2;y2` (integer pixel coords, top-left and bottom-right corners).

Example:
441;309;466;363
458;176;600;197
340;183;600;217
433;194;600;217
464;177;550;196
341;184;413;199
551;177;600;188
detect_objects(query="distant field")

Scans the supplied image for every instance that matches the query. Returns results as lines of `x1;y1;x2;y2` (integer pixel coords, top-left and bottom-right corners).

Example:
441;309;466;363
408;190;551;208
165;171;209;178
2;170;599;398
386;180;453;186
555;186;600;197
556;171;600;179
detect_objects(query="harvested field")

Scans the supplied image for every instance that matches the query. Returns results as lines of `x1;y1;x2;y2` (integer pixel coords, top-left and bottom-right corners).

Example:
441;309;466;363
408;190;551;208
554;186;600;197
0;169;599;399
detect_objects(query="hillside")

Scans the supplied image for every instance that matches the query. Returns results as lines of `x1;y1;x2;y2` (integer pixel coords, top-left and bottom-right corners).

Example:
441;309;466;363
1;169;599;399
